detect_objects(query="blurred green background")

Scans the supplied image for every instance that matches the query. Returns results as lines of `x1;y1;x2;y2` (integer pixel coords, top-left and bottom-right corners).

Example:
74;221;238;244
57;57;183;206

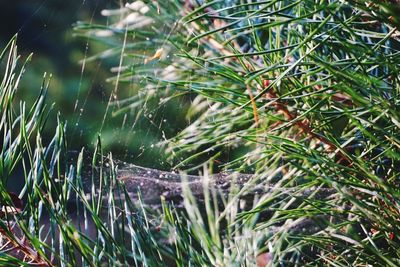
1;1;188;169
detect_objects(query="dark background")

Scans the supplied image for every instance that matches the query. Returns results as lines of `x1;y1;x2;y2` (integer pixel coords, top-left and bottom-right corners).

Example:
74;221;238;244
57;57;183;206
1;0;185;170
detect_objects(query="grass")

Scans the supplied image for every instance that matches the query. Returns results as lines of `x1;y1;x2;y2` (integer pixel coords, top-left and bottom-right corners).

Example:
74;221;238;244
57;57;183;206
2;0;400;266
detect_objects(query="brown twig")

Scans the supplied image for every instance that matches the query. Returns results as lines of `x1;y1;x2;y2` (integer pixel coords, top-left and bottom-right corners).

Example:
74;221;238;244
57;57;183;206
0;224;52;266
262;80;351;165
246;85;260;126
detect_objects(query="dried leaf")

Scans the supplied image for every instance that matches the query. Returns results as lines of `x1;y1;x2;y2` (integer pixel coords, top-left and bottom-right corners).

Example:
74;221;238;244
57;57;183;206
1;192;23;216
256;252;273;267
144;48;164;64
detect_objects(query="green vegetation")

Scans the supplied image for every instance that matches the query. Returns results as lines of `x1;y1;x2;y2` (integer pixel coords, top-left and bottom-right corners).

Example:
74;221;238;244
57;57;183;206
1;1;400;266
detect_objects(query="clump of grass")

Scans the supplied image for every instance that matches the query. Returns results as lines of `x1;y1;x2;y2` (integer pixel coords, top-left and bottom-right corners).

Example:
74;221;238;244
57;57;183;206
76;0;400;266
2;0;400;266
0;37;165;266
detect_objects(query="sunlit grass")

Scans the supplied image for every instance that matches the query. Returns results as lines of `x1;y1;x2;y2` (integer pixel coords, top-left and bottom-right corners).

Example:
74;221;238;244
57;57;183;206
75;0;400;266
1;0;400;266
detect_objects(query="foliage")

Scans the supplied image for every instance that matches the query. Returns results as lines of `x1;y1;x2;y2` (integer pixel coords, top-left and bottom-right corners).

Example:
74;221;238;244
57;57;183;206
0;37;160;266
1;0;400;266
75;0;400;265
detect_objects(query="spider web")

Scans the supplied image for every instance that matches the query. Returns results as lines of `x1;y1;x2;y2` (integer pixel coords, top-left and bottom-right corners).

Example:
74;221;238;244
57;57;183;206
10;0;181;171
70;1;184;170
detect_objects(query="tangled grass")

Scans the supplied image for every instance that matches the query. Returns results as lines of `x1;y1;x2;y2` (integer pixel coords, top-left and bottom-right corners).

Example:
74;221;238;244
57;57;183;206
1;1;400;266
